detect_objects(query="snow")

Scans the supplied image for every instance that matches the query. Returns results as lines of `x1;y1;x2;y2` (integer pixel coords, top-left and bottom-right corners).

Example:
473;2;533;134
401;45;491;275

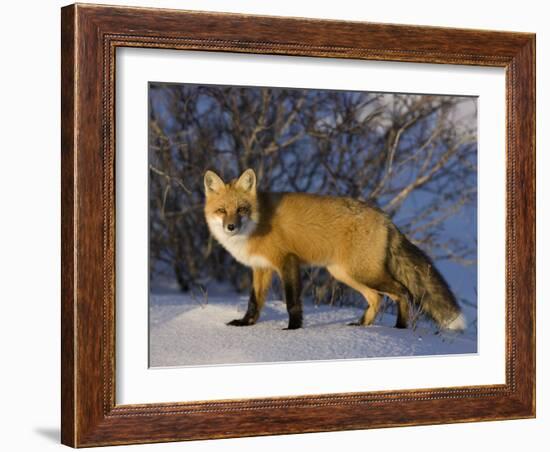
149;286;477;368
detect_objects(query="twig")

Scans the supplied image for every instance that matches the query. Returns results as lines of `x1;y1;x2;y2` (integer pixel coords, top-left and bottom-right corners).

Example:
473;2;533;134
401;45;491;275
149;164;192;194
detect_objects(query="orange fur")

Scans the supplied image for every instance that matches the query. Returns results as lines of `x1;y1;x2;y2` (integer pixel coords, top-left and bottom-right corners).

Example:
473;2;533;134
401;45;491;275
204;168;464;330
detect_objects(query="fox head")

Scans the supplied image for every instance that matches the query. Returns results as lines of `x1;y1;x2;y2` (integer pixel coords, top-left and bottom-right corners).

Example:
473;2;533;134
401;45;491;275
203;168;259;237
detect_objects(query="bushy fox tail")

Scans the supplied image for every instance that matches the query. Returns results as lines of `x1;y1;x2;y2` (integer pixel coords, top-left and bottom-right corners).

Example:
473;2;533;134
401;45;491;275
386;225;466;331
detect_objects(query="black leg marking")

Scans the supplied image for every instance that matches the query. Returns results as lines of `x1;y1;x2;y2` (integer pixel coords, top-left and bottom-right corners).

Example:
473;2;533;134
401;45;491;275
226;290;259;326
395;299;410;329
281;254;302;330
227;268;272;327
368;278;411;329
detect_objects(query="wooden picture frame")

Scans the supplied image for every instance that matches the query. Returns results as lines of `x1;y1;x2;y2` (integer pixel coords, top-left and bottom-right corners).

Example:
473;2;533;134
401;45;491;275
61;3;535;447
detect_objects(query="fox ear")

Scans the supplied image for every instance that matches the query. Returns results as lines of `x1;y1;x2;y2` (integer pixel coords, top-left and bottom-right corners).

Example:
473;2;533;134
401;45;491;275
204;170;225;195
236;168;256;193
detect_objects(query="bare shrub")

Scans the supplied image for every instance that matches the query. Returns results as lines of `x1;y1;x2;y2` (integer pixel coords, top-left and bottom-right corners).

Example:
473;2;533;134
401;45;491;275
148;83;477;307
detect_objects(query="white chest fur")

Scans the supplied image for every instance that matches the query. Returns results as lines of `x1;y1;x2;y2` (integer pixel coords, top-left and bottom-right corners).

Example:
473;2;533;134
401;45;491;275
207;218;272;269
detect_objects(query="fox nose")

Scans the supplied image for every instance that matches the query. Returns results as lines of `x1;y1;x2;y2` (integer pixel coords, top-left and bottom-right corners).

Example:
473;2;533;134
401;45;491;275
227;224;236;231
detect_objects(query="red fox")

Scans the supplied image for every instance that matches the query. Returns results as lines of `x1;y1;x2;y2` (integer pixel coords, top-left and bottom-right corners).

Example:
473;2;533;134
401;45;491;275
204;168;466;331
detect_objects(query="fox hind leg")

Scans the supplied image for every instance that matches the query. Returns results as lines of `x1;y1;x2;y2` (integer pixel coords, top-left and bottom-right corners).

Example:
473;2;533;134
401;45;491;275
356;289;383;326
395;298;410;329
333;265;412;329
327;265;382;326
372;278;412;329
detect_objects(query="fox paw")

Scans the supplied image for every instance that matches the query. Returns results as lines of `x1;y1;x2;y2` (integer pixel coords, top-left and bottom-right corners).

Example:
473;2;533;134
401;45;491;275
227;318;254;326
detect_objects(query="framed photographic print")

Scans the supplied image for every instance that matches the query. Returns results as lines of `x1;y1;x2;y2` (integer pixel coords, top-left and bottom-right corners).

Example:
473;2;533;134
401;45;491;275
61;3;535;447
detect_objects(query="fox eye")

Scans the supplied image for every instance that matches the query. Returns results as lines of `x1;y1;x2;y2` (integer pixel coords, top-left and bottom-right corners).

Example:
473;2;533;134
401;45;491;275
237;206;250;215
216;207;226;215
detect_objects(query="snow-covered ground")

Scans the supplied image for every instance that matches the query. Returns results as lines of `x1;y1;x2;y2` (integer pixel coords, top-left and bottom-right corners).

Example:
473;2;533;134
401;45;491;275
149;285;477;368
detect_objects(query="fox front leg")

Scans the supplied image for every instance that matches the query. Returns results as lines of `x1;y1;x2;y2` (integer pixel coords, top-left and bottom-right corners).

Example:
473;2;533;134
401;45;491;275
227;267;273;326
281;254;303;330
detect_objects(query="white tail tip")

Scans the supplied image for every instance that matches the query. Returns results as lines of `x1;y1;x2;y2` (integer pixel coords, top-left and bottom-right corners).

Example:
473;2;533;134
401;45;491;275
446;313;466;331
